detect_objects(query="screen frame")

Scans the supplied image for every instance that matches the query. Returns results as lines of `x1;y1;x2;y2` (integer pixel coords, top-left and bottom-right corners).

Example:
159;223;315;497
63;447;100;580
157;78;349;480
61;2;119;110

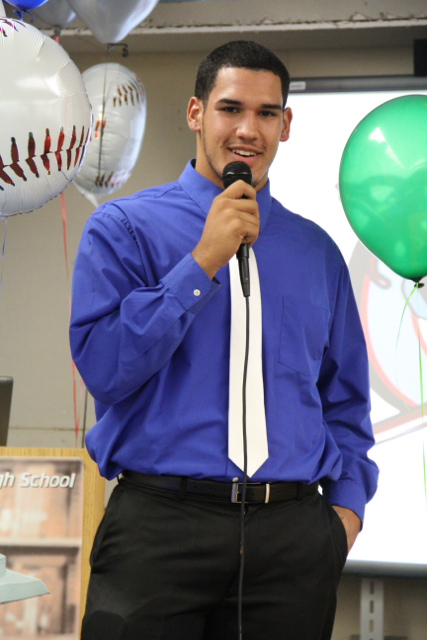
289;75;427;95
285;74;427;578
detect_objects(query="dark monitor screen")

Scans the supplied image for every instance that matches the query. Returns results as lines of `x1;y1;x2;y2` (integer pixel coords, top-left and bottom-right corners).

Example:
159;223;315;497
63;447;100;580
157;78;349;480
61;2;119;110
0;377;13;447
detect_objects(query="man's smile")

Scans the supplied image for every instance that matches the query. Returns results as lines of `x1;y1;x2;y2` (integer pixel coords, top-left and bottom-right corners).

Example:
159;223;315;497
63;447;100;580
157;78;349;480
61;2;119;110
227;146;263;165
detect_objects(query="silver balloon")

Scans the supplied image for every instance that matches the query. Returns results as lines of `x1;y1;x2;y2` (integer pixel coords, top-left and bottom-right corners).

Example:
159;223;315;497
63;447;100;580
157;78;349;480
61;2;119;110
0;17;91;217
74;63;146;206
66;0;159;43
32;0;76;28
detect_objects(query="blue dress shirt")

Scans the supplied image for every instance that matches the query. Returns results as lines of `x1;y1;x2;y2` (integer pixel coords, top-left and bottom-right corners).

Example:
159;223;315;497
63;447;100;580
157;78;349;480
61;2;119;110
70;160;378;522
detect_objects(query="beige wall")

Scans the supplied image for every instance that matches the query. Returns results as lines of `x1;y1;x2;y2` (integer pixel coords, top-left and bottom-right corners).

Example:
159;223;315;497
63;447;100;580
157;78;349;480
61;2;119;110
2;45;415;437
1;44;426;639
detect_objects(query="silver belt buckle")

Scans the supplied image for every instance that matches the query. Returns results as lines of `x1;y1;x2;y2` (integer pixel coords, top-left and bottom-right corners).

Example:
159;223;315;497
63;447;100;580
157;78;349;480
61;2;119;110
231;482;271;504
231;482;242;503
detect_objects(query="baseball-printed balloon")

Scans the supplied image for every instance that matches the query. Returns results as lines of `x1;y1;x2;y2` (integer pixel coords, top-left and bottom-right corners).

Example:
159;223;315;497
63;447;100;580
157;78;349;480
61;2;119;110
0;18;91;217
73;63;146;207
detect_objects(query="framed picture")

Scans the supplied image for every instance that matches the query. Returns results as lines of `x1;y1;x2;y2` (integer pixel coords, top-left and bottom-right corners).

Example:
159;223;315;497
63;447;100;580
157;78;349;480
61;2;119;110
0;447;104;638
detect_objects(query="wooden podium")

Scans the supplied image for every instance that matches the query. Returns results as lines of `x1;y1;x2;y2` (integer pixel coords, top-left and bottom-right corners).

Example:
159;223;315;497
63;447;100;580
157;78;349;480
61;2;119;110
0;446;105;629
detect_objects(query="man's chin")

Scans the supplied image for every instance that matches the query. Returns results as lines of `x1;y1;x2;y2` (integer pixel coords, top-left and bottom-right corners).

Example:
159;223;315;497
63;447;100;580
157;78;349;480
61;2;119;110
251;169;269;190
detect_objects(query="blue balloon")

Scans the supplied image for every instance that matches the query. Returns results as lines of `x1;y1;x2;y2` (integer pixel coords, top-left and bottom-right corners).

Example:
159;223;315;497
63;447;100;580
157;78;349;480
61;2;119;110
4;0;50;10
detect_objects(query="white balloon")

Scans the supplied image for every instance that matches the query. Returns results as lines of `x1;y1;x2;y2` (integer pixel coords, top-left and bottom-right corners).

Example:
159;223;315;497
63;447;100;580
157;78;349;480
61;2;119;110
66;0;159;44
32;0;76;28
74;63;146;206
0;17;91;217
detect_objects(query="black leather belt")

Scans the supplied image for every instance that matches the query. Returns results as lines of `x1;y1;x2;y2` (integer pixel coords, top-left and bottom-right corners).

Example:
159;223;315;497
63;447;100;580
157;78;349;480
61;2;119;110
121;471;319;504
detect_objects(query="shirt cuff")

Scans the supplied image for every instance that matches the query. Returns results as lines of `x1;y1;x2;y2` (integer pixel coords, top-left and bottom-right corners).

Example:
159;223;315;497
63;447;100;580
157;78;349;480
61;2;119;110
322;478;367;527
161;253;220;314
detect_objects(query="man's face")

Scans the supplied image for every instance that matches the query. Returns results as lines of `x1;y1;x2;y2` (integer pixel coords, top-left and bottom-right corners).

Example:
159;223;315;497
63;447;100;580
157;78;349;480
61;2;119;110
187;66;292;191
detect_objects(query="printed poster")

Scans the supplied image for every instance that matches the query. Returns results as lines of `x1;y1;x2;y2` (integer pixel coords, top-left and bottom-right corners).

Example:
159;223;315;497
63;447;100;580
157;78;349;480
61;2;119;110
0;457;84;639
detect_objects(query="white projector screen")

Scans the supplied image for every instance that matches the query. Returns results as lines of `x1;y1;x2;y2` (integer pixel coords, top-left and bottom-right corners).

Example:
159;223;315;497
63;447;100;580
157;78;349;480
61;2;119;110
269;76;427;576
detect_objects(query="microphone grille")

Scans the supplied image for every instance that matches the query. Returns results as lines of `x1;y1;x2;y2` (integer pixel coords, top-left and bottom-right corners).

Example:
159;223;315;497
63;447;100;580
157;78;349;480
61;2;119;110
221;161;253;189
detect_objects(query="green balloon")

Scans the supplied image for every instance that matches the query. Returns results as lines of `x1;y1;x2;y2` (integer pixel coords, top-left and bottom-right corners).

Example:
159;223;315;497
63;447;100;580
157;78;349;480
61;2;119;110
339;95;427;281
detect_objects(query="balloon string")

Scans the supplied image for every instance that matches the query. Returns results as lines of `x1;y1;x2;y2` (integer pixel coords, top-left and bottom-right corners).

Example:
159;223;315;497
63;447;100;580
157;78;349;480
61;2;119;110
72;360;80;447
416;286;424;421
424;441;427;507
416;287;427;504
60;190;83;447
394;283;418;409
0;217;7;296
61;191;69;283
395;283;427;503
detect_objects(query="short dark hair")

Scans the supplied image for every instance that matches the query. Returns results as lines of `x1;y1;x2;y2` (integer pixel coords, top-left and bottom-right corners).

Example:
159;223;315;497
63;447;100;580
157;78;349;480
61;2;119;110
195;41;290;108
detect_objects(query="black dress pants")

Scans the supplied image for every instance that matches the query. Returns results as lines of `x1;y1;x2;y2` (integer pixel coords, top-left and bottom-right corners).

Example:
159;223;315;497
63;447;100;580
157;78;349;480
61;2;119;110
81;478;348;640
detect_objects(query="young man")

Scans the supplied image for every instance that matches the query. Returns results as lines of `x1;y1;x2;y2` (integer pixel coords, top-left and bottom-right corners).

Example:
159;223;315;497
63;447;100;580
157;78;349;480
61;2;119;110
71;41;378;640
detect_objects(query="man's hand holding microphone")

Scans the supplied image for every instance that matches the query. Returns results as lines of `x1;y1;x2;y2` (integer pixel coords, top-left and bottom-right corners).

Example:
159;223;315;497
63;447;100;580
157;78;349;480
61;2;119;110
191;163;259;282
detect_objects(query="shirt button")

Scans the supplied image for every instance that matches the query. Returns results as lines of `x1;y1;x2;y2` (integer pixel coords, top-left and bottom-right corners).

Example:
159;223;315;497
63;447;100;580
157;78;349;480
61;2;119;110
193;289;201;297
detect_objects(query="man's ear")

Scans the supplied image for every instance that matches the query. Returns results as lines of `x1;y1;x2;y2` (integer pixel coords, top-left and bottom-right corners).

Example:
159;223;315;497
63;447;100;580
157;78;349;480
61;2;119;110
187;96;203;133
280;107;293;142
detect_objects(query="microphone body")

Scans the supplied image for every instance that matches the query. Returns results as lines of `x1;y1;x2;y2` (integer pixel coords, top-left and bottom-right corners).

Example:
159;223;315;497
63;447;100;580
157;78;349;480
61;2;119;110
221;161;253;297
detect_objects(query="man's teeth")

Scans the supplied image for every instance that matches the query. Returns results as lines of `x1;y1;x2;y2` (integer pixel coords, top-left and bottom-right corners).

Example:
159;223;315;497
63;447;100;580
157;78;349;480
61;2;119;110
233;150;257;157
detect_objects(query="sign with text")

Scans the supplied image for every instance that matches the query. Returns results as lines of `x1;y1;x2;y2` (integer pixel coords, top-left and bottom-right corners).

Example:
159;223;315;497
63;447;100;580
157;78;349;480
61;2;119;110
0;457;84;638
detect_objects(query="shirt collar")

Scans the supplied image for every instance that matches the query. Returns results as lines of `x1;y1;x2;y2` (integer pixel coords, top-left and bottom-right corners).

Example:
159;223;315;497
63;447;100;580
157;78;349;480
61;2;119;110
179;159;272;234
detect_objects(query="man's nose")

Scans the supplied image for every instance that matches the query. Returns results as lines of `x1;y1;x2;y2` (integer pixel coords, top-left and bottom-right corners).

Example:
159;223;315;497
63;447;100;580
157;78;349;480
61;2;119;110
235;112;258;140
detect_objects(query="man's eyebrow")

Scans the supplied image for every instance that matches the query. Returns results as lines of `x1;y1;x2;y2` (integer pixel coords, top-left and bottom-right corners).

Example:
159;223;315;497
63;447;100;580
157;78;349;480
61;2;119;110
216;99;242;106
216;98;282;110
260;103;283;111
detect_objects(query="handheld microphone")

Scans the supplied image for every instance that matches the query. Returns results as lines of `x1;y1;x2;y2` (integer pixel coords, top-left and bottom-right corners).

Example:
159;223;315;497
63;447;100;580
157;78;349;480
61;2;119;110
221;161;253;298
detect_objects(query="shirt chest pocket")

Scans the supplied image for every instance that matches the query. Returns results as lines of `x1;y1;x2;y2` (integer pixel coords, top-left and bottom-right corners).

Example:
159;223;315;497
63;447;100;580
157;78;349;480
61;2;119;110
279;295;330;377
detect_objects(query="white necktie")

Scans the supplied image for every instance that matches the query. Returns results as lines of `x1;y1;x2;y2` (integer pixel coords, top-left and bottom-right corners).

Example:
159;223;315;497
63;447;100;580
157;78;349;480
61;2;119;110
228;248;269;477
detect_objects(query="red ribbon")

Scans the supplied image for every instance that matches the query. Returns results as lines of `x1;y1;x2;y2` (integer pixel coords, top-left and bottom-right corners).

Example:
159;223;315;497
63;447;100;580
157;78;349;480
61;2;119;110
61;190;81;447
